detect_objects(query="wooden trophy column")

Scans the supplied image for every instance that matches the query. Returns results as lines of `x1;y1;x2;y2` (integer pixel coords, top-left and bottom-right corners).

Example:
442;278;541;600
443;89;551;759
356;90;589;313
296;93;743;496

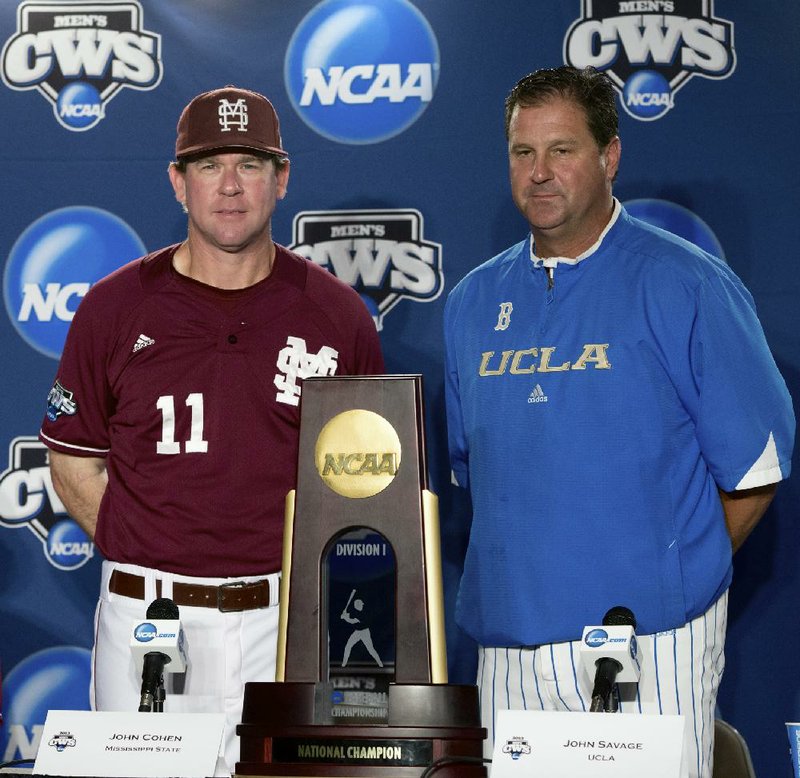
237;376;485;777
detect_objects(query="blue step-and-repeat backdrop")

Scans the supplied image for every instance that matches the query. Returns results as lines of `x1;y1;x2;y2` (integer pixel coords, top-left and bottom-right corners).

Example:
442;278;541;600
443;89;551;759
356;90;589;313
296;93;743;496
1;1;797;775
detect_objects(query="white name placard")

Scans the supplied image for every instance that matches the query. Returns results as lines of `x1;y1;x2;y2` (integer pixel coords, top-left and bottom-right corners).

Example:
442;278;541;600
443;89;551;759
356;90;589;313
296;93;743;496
34;710;224;778
491;709;684;778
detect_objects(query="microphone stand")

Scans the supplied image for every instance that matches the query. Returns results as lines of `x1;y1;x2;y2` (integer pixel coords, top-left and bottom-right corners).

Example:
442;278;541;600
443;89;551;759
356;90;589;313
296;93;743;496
153;677;166;713
138;662;167;712
590;683;619;713
607;684;619;713
590;693;605;713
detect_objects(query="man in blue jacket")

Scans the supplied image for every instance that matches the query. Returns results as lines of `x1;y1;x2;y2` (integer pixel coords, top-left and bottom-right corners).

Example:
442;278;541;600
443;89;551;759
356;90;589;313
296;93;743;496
444;65;794;778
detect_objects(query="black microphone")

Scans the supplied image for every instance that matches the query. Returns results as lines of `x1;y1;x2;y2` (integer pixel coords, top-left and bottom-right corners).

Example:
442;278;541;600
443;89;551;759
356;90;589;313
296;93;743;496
137;597;180;713
589;606;637;713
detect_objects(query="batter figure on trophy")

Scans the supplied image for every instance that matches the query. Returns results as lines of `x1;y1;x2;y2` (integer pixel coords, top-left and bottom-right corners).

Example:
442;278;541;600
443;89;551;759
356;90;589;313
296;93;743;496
340;589;384;668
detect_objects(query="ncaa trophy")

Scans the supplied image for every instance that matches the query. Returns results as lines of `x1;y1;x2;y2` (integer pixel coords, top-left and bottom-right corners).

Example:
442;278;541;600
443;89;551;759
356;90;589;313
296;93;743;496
236;375;486;777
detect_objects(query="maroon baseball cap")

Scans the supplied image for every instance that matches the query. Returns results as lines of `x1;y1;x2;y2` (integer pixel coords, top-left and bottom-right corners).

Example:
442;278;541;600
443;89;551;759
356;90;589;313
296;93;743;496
175;86;288;160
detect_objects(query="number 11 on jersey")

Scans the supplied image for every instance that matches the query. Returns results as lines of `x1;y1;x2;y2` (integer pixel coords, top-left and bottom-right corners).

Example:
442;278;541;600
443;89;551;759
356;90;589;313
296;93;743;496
156;393;209;454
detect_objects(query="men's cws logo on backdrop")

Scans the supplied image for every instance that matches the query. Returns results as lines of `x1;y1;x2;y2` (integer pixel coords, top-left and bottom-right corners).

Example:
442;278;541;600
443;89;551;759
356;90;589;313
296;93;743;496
290;209;443;330
4;206;146;360
564;1;735;121
1;1;163;131
0;646;91;762
624;198;726;260
0;437;95;570
284;0;440;144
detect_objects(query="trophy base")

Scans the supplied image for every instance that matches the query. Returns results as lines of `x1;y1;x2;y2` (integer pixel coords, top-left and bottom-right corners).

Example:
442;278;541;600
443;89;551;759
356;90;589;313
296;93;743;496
236;682;486;777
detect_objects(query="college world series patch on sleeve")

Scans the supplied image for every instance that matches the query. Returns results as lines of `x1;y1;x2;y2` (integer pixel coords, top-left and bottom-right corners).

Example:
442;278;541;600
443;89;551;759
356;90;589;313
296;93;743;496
46;380;78;421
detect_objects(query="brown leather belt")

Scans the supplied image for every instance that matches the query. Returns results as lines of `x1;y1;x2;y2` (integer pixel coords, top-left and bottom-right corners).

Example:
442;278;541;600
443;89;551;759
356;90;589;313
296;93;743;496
108;569;275;612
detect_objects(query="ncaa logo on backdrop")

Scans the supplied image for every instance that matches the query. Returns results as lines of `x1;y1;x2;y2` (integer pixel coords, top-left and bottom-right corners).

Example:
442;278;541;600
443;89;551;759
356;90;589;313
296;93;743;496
624;198;726;260
290;209;443;330
564;1;735;121
4;206;146;360
0;646;91;761
1;1;162;131
284;0;440;144
0;437;95;570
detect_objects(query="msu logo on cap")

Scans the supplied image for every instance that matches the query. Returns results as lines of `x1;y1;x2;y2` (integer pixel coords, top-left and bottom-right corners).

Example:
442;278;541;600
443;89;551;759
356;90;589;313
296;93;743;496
175;86;288;159
218;97;249;132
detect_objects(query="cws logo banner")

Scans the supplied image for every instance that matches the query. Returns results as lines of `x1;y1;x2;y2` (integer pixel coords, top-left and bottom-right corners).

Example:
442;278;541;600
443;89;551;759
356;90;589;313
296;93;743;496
290;209;443;330
284;0;440;144
0;437;94;570
1;1;163;131
564;1;735;121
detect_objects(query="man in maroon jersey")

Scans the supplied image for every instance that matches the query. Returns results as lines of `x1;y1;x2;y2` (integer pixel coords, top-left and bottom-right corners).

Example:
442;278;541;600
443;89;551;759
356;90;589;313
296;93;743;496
39;86;384;774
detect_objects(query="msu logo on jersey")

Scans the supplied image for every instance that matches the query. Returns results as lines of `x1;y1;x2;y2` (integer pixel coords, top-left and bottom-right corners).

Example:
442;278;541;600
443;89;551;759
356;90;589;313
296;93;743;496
564;0;735;121
290;209;443;331
1;1;163;131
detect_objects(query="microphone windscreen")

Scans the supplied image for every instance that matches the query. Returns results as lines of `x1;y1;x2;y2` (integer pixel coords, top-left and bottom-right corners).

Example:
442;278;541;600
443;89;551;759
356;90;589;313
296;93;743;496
146;597;180;620
603;606;636;629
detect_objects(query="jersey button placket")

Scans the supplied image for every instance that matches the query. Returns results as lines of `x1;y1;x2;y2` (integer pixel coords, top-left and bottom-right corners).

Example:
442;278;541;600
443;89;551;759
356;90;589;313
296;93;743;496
538;266;554;335
222;321;246;350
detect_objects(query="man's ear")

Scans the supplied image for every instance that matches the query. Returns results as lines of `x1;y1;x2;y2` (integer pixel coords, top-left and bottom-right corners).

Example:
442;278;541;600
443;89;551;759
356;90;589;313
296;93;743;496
168;162;186;206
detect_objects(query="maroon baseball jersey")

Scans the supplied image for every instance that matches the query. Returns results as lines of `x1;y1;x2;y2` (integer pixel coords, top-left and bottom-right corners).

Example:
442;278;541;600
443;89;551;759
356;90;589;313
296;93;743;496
40;244;384;576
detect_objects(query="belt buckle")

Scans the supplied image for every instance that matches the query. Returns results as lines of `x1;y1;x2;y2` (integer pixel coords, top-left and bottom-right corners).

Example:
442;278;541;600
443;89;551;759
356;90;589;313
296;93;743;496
217;580;249;612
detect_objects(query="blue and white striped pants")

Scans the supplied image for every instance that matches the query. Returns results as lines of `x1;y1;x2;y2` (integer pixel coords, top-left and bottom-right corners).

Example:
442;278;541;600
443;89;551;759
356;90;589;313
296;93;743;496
477;591;727;778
